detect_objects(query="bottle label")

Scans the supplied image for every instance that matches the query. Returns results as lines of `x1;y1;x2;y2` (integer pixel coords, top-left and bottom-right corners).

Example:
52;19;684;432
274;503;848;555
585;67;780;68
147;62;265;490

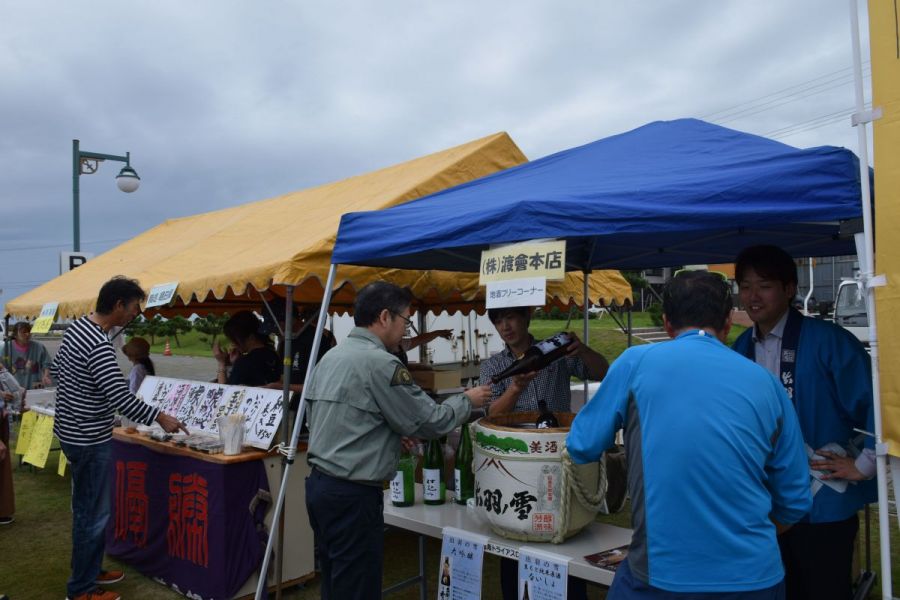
536;332;572;355
424;468;442;500
454;468;461;496
390;470;404;503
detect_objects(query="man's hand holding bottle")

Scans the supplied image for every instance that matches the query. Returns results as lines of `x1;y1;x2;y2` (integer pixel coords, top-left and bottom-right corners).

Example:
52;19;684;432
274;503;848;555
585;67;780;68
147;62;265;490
464;384;492;408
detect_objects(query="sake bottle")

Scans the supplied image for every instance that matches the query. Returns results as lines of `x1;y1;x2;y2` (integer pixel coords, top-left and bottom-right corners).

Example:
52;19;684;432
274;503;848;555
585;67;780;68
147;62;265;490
454;423;474;505
489;332;574;384
391;449;415;507
424;437;446;505
535;400;560;429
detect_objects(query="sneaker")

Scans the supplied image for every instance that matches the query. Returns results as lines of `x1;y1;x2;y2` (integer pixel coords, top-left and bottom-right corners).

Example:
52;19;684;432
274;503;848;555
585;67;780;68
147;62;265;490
66;588;121;600
0;517;13;525
95;570;125;585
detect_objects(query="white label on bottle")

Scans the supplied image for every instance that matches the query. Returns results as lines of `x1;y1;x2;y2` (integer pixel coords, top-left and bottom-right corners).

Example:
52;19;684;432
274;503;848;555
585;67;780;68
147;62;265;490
454;468;462;496
424;468;441;500
390;470;404;503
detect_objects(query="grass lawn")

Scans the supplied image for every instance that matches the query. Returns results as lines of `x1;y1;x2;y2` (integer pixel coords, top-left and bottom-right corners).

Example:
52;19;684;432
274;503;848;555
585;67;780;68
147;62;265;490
144;329;221;358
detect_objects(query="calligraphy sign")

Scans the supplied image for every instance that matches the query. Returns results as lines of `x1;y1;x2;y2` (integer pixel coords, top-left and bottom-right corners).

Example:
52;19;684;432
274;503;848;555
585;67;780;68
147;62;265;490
479;241;566;284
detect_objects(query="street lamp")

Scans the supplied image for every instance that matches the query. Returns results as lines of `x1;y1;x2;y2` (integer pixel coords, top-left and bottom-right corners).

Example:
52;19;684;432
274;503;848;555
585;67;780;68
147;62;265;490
72;139;141;252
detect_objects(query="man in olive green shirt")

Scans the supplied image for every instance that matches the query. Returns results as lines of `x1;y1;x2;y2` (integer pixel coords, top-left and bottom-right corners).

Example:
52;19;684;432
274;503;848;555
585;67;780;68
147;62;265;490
304;281;490;600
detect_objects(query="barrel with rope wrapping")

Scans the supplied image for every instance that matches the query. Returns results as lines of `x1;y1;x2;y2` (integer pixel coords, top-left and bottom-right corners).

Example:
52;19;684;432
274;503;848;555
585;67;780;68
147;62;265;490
472;411;626;543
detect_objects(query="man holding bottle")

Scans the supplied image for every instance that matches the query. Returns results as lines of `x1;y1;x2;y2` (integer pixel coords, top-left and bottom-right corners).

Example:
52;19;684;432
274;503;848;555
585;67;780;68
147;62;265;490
479;305;609;416
479;305;609;600
303;281;491;600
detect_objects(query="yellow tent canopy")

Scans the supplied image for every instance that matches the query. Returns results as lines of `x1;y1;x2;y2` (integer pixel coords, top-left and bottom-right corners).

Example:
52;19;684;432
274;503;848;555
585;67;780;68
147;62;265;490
5;132;631;319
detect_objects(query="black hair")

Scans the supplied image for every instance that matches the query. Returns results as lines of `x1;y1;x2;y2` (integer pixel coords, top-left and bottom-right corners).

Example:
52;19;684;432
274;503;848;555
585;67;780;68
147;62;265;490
735;245;798;287
96;276;146;315
354;281;412;327
487;306;531;325
223;310;274;349
12;321;32;336
663;271;733;331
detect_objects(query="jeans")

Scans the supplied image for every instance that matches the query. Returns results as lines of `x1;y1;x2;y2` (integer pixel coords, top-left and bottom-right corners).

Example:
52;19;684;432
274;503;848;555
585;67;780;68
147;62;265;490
609;559;785;600
60;440;112;598
305;468;384;600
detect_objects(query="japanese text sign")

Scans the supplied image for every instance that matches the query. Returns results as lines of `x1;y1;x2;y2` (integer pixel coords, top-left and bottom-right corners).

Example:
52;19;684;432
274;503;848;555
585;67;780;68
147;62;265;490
518;546;569;600
31;302;59;334
438;527;488;600
485;277;547;310
479;241;566;284
145;282;179;309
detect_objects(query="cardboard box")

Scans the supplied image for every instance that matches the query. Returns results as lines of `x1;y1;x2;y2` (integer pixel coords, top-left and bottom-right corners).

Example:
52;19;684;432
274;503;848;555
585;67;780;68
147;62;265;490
410;366;461;391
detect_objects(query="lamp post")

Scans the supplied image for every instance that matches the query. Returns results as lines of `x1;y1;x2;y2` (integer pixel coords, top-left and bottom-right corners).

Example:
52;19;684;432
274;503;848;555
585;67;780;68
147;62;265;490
72;139;141;252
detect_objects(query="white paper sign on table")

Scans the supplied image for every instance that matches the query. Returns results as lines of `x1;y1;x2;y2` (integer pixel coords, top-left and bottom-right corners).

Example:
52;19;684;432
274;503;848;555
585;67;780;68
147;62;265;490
518;546;569;600
437;527;488;600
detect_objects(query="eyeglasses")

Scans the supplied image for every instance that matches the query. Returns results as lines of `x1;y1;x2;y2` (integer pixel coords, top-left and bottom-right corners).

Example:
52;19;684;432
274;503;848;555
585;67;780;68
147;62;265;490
391;311;418;336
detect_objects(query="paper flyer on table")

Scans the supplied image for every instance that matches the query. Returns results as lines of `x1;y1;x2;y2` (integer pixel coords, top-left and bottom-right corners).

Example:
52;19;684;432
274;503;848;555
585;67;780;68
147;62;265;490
518;546;569;600
438;526;488;599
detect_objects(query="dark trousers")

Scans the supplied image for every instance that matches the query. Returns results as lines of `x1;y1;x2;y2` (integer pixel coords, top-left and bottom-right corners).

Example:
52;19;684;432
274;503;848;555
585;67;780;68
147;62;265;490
500;556;588;600
59;440;112;598
305;468;384;600
608;559;785;599
777;515;859;600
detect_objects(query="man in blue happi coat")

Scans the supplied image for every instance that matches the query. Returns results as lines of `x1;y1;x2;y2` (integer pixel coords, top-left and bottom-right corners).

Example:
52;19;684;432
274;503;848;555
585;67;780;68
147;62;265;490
733;244;876;600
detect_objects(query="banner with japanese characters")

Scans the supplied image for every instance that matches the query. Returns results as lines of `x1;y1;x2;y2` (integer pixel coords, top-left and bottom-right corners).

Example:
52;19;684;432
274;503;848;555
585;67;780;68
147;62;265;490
485;277;547;309
518;546;569;600
144;282;179;309
479;241;566;284
137;376;283;449
437;527;488;600
30;301;59;334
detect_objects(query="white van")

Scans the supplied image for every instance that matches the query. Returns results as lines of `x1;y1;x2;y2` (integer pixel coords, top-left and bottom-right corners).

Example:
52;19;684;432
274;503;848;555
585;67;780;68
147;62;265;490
833;279;869;346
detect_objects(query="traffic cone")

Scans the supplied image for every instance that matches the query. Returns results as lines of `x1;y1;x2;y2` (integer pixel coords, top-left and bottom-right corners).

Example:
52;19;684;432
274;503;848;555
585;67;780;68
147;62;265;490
163;339;172;356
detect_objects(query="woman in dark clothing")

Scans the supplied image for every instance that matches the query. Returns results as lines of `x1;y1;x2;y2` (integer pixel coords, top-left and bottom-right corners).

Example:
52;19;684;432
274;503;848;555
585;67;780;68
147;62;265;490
213;311;280;386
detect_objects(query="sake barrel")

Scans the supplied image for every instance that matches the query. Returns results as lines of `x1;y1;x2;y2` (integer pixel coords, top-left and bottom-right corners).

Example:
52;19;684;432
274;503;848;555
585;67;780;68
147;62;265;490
473;411;607;544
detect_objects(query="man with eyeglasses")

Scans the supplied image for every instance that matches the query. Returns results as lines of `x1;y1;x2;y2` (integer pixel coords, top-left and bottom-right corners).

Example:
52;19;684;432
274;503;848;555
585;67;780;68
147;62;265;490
303;281;492;600
732;245;875;600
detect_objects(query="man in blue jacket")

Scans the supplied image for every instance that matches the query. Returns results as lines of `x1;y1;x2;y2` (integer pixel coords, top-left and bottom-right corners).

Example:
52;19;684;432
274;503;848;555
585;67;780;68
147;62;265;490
733;245;875;600
568;270;811;599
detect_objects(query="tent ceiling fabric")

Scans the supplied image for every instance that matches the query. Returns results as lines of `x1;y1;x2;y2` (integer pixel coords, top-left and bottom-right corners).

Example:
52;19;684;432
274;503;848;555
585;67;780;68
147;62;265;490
156;269;631;317
333;119;866;271
5;132;630;319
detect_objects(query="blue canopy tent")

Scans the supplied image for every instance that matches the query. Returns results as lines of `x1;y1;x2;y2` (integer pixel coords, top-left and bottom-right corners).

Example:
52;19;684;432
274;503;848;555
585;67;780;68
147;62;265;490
332;118;865;272
258;119;870;594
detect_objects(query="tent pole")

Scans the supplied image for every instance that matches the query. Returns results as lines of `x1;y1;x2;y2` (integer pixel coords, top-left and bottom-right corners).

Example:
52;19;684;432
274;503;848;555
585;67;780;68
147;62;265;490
848;1;890;597
256;265;338;599
275;286;295;600
582;271;590;405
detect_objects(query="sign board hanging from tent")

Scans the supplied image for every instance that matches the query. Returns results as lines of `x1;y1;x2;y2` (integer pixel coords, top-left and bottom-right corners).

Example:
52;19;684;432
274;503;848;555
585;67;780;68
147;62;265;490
479;241;566;285
31;302;59;334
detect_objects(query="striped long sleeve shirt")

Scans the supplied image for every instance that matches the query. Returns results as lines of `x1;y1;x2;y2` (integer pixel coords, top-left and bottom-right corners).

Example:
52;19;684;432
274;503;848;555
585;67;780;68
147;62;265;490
52;316;159;445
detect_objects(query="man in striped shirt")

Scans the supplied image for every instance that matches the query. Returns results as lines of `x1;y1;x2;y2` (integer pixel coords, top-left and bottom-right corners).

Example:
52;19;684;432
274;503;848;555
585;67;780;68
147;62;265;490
52;276;186;600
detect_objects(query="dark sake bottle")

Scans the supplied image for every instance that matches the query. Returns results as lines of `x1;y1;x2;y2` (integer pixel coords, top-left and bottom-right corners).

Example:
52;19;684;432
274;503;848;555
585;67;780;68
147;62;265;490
535;400;560;429
489;332;574;384
454;423;474;505
423;437;446;505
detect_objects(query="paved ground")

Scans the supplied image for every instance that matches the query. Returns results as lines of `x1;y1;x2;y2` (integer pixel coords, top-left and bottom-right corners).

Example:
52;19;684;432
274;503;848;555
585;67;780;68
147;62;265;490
40;337;217;381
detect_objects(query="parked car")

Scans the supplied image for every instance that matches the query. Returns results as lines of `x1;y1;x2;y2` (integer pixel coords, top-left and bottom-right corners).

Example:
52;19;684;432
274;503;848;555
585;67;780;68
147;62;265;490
833;279;869;345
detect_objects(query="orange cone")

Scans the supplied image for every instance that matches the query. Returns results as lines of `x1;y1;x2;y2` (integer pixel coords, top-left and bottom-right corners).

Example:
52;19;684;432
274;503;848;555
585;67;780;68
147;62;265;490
163;339;172;356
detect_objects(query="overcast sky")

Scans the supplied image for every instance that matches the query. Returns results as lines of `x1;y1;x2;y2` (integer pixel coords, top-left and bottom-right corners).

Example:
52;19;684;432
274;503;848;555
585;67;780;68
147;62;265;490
0;1;872;314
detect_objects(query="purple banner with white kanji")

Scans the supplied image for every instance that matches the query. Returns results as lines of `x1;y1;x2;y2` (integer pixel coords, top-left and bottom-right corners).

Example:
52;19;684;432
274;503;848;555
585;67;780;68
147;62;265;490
106;440;270;600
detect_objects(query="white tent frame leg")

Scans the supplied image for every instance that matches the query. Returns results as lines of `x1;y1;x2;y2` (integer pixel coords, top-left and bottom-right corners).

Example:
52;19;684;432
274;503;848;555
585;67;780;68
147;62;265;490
848;1;891;597
256;264;339;599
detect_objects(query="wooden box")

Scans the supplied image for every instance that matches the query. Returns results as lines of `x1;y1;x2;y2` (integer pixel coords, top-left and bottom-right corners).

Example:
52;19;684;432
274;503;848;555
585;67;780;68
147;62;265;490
410;366;461;391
